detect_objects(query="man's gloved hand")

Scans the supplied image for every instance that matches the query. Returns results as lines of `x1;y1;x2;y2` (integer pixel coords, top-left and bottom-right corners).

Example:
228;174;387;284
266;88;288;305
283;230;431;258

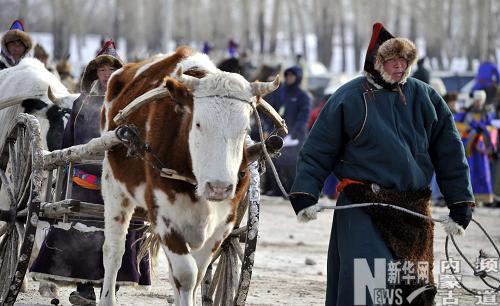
290;194;317;223
448;203;473;229
297;205;318;223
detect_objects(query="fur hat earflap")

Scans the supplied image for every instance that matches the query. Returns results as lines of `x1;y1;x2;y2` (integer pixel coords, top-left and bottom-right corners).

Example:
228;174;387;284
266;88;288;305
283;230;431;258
81;39;123;93
374;38;417;85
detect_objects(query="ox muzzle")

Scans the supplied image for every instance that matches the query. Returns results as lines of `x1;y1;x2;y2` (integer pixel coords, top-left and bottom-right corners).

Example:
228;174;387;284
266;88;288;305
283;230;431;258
204;180;234;201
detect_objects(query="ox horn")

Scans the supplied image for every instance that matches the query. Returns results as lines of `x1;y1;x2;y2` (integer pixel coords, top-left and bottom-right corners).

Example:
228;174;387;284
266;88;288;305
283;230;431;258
47;85;56;103
256;97;288;136
175;67;200;90
250;75;280;97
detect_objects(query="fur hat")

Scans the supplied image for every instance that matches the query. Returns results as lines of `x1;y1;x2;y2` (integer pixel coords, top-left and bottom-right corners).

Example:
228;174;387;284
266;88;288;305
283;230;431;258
1;20;33;65
81;39;123;93
56;60;73;76
33;44;49;62
472;90;487;105
374;38;417;85
364;23;417;89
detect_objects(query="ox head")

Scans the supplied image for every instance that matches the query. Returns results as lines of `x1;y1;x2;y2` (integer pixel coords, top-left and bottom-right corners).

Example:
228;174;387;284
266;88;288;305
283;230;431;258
175;68;279;201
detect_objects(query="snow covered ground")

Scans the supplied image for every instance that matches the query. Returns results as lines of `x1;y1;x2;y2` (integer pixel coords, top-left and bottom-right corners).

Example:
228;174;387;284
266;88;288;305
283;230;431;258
13;196;500;306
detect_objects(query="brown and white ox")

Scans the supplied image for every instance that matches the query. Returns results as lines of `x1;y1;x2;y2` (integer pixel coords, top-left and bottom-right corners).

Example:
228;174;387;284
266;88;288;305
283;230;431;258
99;47;278;306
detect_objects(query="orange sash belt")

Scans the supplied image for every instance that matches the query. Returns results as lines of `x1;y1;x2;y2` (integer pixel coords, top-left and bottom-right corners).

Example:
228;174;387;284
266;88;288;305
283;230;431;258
336;178;365;193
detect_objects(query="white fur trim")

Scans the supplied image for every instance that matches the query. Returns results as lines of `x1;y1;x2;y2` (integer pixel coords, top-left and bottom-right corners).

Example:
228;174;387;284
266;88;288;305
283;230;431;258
297;205;318;223
441;215;465;236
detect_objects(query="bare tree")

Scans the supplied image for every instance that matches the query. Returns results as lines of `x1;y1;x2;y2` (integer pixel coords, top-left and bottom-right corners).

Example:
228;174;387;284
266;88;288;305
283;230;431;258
339;0;347;72
257;0;266;54
286;1;296;56
291;0;309;60
51;0;73;60
144;0;164;53
17;0;28;21
314;0;335;68
268;0;283;54
241;0;252;51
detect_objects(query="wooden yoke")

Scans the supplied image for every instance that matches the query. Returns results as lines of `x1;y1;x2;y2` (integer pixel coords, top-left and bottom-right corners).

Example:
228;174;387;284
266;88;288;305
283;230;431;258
113;86;170;125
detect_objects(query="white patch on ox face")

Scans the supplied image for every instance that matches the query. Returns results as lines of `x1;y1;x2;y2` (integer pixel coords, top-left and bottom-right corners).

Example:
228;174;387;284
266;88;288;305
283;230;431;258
153;189;233;250
188;72;253;201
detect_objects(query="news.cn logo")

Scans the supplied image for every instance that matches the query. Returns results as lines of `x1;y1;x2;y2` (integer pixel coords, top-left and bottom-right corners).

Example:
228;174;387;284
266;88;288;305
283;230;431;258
354;258;434;305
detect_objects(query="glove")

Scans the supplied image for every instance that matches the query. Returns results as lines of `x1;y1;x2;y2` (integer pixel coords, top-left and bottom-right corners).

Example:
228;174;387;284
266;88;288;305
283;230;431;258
290;194;317;222
448;203;472;229
297;205;318;222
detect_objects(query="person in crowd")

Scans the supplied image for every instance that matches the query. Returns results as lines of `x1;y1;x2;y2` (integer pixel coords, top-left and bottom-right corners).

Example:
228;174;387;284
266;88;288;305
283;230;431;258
455;90;497;204
289;23;474;305
33;43;59;76
56;59;78;93
443;92;459;114
472;59;499;104
264;65;311;195
30;40;151;306
227;38;239;58
0;19;32;69
412;56;430;84
202;41;213;55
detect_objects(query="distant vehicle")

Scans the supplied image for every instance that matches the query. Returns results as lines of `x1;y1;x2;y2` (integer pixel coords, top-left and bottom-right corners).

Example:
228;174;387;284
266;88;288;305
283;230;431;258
431;71;475;92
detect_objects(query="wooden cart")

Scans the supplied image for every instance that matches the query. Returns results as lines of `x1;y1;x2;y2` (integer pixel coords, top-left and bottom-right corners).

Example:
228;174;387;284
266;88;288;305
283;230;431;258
0;113;284;306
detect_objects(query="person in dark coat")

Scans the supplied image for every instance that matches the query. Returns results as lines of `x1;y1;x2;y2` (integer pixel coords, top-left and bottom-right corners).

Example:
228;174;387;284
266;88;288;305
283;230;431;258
264;66;311;195
289;23;474;306
30;40;151;306
412;57;430;84
0;19;33;70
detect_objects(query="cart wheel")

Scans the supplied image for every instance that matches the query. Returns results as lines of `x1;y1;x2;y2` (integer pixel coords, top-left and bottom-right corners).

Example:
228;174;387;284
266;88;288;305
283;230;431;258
0;114;44;306
201;162;261;306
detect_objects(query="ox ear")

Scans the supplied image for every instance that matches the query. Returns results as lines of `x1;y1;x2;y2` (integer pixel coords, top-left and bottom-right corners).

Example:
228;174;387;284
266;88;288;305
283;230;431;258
250;75;280;98
174;67;200;91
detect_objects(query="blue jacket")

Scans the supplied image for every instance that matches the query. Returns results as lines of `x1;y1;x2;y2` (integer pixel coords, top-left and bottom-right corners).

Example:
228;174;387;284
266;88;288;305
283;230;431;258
472;61;500;91
266;66;311;140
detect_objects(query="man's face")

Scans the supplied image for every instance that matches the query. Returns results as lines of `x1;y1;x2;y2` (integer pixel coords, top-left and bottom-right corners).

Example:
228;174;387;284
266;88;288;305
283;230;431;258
285;72;297;85
97;64;117;89
383;57;408;83
6;40;26;61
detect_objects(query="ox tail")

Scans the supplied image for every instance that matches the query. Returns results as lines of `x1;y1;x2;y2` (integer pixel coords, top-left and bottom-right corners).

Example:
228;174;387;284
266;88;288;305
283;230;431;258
134;224;162;276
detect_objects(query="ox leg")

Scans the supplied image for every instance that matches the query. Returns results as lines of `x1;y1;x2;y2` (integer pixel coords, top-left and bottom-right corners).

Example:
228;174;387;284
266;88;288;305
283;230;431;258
162;243;198;306
191;221;235;302
99;181;136;305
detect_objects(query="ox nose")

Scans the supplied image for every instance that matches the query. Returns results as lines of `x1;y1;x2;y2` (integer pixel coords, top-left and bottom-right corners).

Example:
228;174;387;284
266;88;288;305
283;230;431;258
205;181;234;201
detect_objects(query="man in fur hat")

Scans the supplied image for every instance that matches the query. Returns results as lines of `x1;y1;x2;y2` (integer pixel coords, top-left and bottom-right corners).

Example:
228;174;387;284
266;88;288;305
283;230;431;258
289;23;474;305
0;20;33;69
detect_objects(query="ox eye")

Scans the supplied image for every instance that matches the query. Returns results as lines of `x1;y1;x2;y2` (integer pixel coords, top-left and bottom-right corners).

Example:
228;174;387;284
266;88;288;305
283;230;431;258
196;122;201;129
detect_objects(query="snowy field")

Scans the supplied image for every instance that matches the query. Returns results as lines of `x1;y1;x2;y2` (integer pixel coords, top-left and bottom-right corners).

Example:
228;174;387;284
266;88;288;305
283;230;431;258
13;196;500;306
